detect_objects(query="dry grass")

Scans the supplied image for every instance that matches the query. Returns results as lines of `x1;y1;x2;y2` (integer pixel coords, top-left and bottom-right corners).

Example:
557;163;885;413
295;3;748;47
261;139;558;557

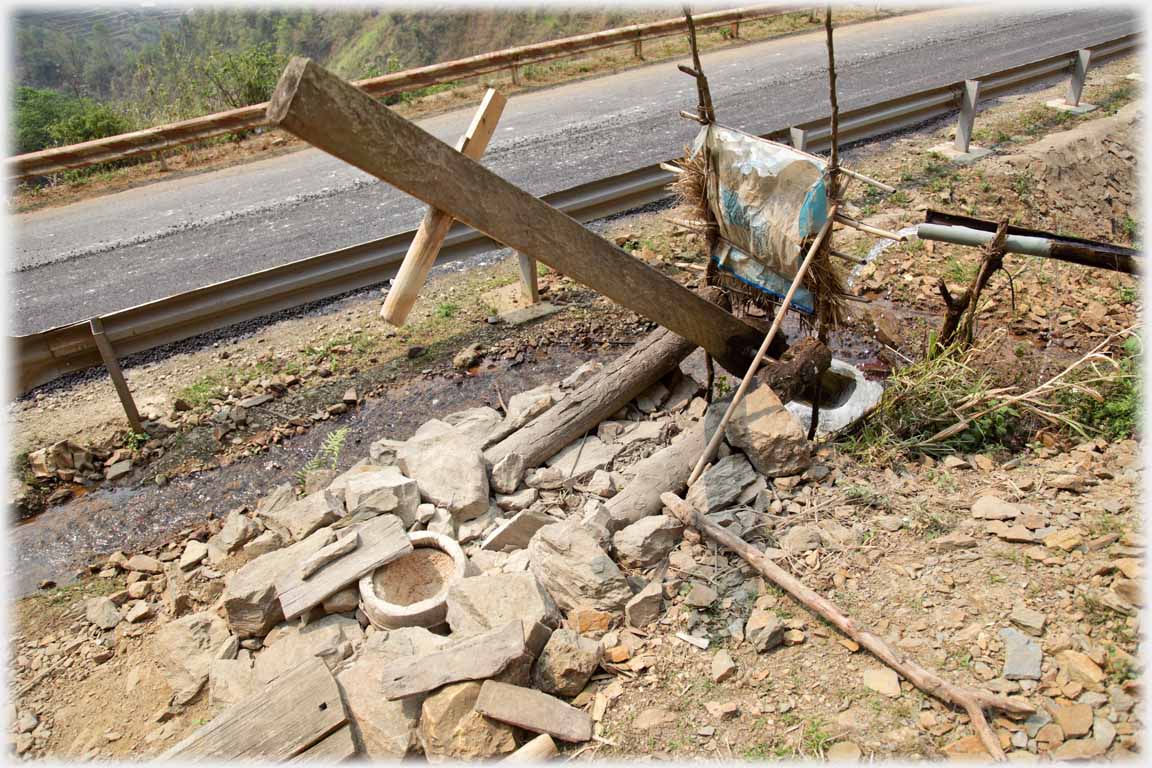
841;325;1141;462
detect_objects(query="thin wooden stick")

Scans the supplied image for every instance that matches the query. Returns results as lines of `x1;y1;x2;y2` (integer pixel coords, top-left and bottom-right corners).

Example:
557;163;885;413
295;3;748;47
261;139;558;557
687;204;839;486
840;167;896;193
824;7;841;198
683;7;716;124
834;214;907;241
661;492;1034;761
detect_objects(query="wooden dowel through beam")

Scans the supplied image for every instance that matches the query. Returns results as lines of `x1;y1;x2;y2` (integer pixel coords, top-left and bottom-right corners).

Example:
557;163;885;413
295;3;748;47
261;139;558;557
380;88;507;326
89;317;144;432
687;205;839;486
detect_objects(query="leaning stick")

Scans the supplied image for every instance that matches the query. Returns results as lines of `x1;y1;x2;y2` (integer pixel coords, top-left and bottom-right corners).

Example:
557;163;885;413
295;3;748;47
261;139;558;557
660;492;1034;761
380;88;507;325
839;167;896;193
686;204;839;486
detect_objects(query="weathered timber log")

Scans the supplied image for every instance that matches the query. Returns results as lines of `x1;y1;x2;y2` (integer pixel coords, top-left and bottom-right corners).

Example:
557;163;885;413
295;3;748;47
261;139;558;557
605;337;830;532
485;326;696;469
661;492;1035;761
606;419;706;532
266;58;763;375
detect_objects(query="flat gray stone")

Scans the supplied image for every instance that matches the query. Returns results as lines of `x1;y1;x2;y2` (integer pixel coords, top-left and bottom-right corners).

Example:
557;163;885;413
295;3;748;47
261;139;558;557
1000;627;1042;681
686;453;757;514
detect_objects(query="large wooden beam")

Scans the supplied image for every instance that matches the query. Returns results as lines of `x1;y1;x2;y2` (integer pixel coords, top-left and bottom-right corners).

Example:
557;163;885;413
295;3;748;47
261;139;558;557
381;88;507;326
266;58;762;375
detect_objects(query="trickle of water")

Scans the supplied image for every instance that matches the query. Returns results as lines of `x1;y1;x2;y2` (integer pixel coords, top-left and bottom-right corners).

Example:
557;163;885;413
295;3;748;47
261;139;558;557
846;226;920;288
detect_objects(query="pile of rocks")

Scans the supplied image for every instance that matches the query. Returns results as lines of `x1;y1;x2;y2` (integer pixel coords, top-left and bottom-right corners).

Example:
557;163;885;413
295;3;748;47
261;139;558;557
63;352;822;760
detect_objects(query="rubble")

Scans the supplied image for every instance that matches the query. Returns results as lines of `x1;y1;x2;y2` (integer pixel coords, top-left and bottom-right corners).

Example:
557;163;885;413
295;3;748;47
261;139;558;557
528;521;633;612
722;385;811;476
445;572;561;636
531;629;601;696
419;681;517;761
611;514;684;568
398;423;490;521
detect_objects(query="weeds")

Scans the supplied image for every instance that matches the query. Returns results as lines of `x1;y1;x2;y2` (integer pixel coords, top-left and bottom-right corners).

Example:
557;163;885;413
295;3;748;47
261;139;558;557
841;326;1140;462
295;427;349;484
434;302;459;319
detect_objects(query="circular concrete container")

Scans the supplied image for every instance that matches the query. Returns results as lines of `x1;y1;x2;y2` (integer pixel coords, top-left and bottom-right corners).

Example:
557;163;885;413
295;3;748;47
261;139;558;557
358;531;468;630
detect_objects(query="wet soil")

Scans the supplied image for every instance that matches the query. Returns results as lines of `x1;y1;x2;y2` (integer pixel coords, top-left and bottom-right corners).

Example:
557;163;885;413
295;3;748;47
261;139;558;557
6;345;601;597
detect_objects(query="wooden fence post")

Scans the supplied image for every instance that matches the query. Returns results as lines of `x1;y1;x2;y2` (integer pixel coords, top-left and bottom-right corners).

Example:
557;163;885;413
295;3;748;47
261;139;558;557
89;317;144;432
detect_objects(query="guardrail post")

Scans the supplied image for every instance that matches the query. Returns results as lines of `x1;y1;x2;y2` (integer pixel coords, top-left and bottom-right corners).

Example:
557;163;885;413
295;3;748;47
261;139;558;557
1046;49;1097;114
789;127;809;152
633;38;643;60
928;80;991;164
730;21;740;39
954;79;980;154
89;317;144;432
517;252;540;304
510;63;521;86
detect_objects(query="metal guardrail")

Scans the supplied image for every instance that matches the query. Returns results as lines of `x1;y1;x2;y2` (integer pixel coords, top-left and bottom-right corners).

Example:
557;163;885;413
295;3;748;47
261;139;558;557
9;5;786;179
10;31;1138;396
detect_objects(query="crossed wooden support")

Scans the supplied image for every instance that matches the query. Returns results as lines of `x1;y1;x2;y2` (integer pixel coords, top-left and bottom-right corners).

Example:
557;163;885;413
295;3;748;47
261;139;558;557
268;58;765;375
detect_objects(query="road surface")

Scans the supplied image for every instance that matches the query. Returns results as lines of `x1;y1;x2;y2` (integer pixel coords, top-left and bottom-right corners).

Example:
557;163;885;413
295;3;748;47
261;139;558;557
10;5;1137;335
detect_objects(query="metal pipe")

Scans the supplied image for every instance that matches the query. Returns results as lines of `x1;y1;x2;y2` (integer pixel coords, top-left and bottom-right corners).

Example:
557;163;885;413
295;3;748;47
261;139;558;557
917;223;1052;255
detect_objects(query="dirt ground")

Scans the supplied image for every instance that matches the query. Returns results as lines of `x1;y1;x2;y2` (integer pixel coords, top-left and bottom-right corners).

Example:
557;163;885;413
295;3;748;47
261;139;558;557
4;55;1142;762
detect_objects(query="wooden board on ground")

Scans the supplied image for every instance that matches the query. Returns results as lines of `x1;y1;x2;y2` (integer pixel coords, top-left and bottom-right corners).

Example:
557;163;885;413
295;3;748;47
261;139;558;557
266;58;764;375
276;514;411;620
475;681;593;742
288;724;357;763
380;620;526;700
163;658;346;761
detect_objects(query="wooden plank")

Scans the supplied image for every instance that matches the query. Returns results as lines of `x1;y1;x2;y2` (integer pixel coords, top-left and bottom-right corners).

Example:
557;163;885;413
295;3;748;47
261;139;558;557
266;58;763;376
380;620;526;700
164;658;346;760
475;681;593;742
381;88;507;326
276;514;411;620
288;725;357;763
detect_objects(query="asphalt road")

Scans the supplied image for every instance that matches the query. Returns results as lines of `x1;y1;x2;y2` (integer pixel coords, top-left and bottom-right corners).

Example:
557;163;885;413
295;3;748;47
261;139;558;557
10;5;1137;335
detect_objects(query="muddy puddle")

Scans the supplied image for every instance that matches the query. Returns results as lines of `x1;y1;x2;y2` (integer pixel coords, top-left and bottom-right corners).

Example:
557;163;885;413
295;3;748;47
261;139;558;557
6;346;603;598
